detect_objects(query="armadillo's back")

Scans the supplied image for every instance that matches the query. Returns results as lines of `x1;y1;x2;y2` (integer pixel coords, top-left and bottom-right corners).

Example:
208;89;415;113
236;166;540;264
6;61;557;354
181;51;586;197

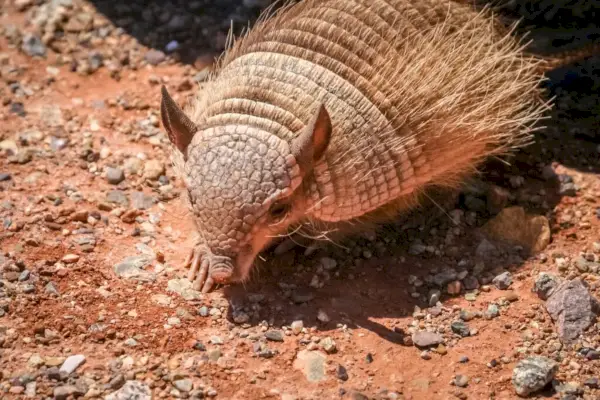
190;0;547;223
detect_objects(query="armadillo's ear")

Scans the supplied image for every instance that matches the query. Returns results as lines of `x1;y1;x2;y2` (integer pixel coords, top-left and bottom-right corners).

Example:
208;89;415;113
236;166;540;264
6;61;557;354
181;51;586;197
291;103;332;175
160;86;197;155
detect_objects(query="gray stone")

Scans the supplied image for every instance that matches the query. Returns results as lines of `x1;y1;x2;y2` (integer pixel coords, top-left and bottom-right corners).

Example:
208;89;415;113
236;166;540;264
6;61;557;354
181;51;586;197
451;321;470;337
105;380;151;400
412;331;443;348
54;385;84;400
291;320;304;335
293;350;326;383
21;33;46;57
113;256;156;282
59;354;86;375
485;304;500;319
167;278;202;300
145;49;166;65
106;190;129;206
512;356;558;397
173;379;192;392
454;375;469;388
492;271;512;290
432;268;457;287
105;167;125;185
545;278;600;342
130;191;156;210
265;330;284;342
533;272;561;300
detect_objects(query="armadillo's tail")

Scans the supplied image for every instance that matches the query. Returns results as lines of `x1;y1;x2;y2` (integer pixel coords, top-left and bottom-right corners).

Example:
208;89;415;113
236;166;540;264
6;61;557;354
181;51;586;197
530;41;600;74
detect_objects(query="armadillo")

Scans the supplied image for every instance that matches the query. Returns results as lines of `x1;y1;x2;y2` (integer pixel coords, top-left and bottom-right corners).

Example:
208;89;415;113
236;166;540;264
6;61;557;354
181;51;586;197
160;0;599;292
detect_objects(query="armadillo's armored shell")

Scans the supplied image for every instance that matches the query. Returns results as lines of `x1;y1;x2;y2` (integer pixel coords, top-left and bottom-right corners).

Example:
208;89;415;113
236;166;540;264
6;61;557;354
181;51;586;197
188;0;546;224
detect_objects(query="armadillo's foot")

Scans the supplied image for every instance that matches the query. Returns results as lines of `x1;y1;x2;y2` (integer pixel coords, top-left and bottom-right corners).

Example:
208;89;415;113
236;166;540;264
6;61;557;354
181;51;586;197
182;247;215;293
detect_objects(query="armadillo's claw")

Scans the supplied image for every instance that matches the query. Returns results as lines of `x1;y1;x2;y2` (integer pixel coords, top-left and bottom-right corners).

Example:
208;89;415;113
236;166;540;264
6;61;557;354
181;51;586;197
201;276;215;293
182;246;215;293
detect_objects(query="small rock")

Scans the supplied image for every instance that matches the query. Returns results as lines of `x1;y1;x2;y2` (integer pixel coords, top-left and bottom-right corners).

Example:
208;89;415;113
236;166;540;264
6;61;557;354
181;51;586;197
114;256;156;282
106;167;125;185
167;278;202;301
447;280;461;295
293;350;326;383
59;354;86;375
53;385;84;400
21;33;46;57
291;320;304;335
451;321;470;337
62;254;79;264
130;191;156;210
412;331;444;347
105;380;151;400
336;365;348;381
454;375;469;388
533;272;561;300
145;49;166;65
512;356;558;397
482;206;550;253
173;379;192;392
265;330;284;342
484;304;500;319
584;377;599;389
545;278;600;342
291;288;314;303
143;160;165;180
492;272;512;290
320;337;336;354
317;309;330;323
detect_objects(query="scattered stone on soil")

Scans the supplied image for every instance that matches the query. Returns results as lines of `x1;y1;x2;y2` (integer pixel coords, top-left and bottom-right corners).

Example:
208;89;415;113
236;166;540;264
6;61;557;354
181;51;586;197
481;206;551;253
512;356;558;397
545;278;600;342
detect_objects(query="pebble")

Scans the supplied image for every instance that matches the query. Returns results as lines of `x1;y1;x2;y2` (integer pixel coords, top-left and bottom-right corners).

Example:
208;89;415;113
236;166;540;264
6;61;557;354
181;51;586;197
533;272;561;300
130;191;156;210
291;289;314;303
451;321;470;337
336;365;349;381
291;320;304;335
62;254;79;264
59;354;86;375
113;255;156;282
21;33;46;57
265;330;284;342
105;380;151;400
143;159;165;180
412;331;444;347
106;167;125;184
485;304;500;319
453;375;469;388
492;271;512;290
321;337;336;354
512;356;558;397
53;385;84;400
173;379;192;392
144;49;166;65
293;350;326;383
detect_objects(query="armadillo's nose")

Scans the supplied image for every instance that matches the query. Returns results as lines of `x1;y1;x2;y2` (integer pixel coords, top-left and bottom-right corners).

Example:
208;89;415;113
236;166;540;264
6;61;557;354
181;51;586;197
210;263;234;284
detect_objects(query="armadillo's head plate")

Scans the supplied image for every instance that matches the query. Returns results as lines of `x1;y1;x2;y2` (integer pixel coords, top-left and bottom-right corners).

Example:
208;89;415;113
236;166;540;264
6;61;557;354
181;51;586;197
182;125;304;282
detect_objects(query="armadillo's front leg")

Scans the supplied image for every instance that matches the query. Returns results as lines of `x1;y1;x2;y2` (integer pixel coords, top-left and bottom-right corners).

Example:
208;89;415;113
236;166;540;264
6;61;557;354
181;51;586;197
182;245;215;293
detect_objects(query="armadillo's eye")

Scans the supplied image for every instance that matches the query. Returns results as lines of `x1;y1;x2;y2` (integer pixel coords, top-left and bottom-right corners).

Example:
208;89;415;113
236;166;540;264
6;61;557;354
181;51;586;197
268;202;290;220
